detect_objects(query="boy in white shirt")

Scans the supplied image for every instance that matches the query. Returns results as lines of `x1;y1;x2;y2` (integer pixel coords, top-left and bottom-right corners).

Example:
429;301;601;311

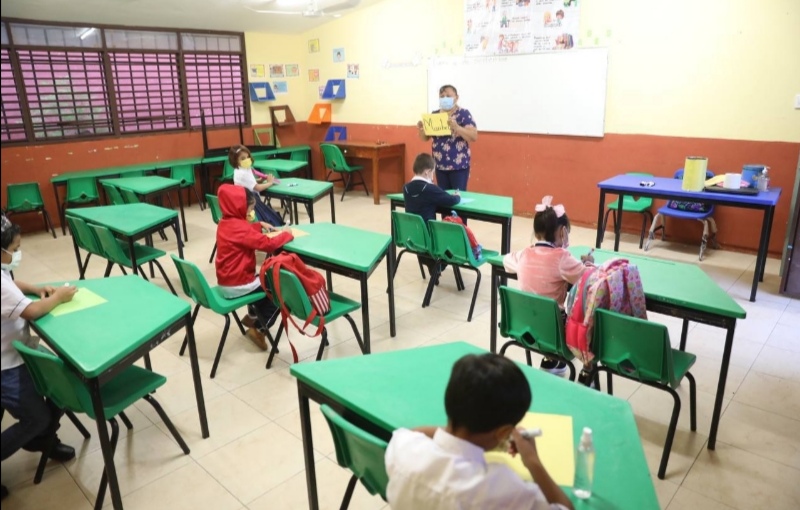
385;353;574;510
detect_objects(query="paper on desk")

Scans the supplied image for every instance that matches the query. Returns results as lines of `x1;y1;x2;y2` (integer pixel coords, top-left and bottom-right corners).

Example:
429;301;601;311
484;412;575;486
457;198;474;204
50;288;108;317
267;228;309;238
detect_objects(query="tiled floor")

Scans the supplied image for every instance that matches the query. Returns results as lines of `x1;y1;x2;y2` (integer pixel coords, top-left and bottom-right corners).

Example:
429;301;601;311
2;193;799;510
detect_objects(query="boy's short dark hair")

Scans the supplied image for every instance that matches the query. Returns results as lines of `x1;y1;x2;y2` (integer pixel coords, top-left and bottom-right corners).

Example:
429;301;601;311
413;153;435;175
445;353;531;433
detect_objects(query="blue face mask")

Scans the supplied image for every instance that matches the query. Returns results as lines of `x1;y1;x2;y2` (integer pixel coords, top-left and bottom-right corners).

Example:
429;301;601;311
439;96;455;111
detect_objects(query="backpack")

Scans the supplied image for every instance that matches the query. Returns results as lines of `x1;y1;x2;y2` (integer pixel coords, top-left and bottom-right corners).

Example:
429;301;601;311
259;252;331;363
667;200;711;213
443;212;482;259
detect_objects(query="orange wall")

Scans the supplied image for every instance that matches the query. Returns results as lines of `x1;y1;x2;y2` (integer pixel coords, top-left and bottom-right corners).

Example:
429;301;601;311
2;125;797;256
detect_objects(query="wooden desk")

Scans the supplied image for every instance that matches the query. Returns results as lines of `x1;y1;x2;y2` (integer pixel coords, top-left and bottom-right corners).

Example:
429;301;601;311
333;141;405;205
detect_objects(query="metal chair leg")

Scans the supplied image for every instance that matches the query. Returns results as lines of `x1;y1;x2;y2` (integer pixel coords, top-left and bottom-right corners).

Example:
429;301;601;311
143;395;190;454
208;242;217;264
179;304;202;356
210;314;232;378
467;268;481;322
66;410;91;439
152;259;177;295
686;372;697;432
344;314;365;354
118;411;134;430
94;418;120;510
658;386;682;479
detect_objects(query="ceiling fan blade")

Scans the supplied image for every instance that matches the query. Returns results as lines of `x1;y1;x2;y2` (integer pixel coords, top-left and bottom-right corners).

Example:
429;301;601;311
322;0;361;13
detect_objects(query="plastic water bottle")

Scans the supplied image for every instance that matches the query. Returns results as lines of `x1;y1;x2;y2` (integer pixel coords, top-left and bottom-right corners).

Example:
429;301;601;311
757;168;770;191
574;427;595;499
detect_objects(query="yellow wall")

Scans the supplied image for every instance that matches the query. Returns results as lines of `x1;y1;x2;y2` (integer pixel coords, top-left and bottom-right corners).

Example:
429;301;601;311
246;0;800;142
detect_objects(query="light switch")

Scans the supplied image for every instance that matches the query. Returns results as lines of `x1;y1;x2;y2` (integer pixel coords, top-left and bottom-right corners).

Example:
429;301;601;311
795;94;800;109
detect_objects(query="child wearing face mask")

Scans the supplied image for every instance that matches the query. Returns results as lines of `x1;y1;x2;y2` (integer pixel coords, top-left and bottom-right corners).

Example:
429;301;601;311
503;196;593;377
229;145;284;227
1;214;78;499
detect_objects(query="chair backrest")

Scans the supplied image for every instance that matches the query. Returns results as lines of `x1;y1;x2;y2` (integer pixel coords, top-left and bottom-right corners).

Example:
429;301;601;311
119;188;141;204
170;254;218;309
593;309;677;387
170;164;196;185
89;224;131;266
13;341;93;415
320;404;389;500
65;215;104;255
289;149;309;162
319;143;350;172
65;177;99;202
428;220;476;265
221;160;235;180
206;194;222;224
102;183;126;206
499;286;571;359
7;182;44;211
262;268;315;321
391;211;431;254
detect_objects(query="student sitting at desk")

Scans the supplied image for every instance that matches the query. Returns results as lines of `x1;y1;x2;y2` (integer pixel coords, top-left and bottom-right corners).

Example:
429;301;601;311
229;144;284;226
385;353;573;510
215;184;292;351
1;214;78;501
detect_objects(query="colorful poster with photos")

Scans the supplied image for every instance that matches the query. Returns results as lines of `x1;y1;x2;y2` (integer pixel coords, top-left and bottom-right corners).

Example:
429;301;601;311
333;48;345;62
346;64;360;79
249;64;265;79
272;81;288;94
308;69;320;82
269;64;285;78
464;0;580;56
285;64;299;77
308;39;320;53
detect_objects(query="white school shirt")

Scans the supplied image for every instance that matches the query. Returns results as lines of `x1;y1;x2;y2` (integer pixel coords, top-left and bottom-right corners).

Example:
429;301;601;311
233;168;258;191
1;270;37;371
385;428;568;510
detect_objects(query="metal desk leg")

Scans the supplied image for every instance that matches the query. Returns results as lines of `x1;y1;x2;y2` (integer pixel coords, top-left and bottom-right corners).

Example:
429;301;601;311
372;154;380;205
307;200;315;223
298;386;319;510
502;218;511;254
679;319;690;351
173;219;185;259
387;249;396;338
185;312;209;437
68;230;84;279
595;190;606;249
708;320;736;450
177;186;188;242
329;190;336;223
360;276;371;353
490;265;500;353
750;207;773;301
761;206;776;281
613;194;624;252
128;239;139;276
200;164;210;206
89;379;123;509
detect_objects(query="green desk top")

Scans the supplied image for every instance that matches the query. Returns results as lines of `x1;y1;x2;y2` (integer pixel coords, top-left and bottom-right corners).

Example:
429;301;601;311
285;222;390;272
65;203;177;237
488;246;746;319
291;342;658;510
32;275;189;378
265;178;333;199
387;190;513;218
51;163;160;184
100;176;180;195
253;159;308;173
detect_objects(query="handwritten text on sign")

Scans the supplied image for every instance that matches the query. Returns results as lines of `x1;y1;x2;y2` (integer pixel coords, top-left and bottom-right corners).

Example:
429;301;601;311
422;113;452;136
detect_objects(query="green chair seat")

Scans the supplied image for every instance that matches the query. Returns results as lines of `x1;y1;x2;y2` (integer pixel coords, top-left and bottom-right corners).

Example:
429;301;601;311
593;309;697;479
6;182;57;238
320;404;389;508
607;197;652;213
320;143;368;201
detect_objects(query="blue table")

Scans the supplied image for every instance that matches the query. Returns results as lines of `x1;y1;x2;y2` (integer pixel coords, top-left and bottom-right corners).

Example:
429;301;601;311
596;174;782;301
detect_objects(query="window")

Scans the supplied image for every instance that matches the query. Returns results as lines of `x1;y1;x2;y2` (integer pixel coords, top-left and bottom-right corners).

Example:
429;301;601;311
111;52;183;133
185;53;245;128
0;48;26;142
16;49;112;140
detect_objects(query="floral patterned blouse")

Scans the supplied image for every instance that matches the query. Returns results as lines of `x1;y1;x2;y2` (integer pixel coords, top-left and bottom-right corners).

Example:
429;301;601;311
430;107;476;171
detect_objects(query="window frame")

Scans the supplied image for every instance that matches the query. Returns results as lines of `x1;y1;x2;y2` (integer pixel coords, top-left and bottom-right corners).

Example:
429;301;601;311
0;17;249;145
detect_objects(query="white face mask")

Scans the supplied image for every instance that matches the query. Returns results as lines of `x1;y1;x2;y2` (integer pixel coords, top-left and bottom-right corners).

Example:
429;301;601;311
1;248;21;271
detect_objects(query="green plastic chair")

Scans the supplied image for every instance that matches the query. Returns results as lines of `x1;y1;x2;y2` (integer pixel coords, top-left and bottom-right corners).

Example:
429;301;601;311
263;268;363;368
60;176;100;235
320;404;389;509
171;254;270;378
498;286;576;381
64;215;106;279
102;183;126;206
320;143;368;201
89;224;177;294
170;164;204;211
13;341;189;508
5;182;57;238
214;160;236;192
600;172;654;249
428;220;499;322
593;309;697;479
206;194;223;263
118;187;140;204
391;211;434;281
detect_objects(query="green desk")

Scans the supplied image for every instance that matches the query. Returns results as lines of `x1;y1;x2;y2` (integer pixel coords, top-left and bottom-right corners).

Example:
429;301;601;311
285;223;396;353
291;342;658;510
388;190;514;253
261;178;335;224
488;246;746;451
100;176;188;242
253;158;310;179
65;204;182;278
29;275;209;510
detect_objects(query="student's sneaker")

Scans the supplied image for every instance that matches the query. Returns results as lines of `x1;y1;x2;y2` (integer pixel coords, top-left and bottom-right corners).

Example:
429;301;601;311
245;328;268;351
540;358;568;376
578;370;597;389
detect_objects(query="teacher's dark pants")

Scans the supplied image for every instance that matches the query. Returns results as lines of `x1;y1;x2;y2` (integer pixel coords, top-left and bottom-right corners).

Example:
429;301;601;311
436;168;470;223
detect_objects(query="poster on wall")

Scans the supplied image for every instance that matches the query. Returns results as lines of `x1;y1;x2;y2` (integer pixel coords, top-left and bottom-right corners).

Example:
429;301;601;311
464;0;580;56
249;64;265;79
333;48;345;62
286;64;300;77
346;64;360;79
308;69;320;82
272;81;288;94
308;38;320;53
269;64;285;78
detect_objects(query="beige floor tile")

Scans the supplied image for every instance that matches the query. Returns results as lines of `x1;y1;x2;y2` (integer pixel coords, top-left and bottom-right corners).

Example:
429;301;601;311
633;415;708;482
2;466;91;510
652;477;680;509
58;405;155;460
273;403;336;457
132;368;228;425
717;401;800;470
231;368;301;421
626;382;727;436
114;462;241;510
685;326;765;371
247;457;385;510
733;370;800;421
197;422;309;504
683;443;800;510
750;345;800;383
765;322;800;353
666;487;736;510
675;353;748;401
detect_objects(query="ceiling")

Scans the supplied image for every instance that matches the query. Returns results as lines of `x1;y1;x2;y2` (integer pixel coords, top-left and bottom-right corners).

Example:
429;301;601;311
1;0;386;34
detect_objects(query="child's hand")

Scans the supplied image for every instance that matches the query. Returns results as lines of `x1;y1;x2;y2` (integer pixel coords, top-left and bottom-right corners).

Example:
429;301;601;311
580;253;594;264
416;120;424;130
39;285;57;299
53;285;78;304
265;174;274;183
510;428;543;469
282;225;292;233
454;190;460;196
260;222;275;232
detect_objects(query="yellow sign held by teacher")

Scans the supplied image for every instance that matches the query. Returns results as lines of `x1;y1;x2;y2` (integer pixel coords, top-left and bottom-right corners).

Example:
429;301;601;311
421;113;451;136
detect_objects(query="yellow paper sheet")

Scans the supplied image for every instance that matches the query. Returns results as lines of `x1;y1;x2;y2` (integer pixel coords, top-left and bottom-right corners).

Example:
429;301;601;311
50;288;108;317
267;227;308;238
484;412;575;487
421;112;451;136
705;175;726;186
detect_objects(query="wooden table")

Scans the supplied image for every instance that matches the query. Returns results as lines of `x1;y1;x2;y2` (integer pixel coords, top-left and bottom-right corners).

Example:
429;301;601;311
333;141;405;205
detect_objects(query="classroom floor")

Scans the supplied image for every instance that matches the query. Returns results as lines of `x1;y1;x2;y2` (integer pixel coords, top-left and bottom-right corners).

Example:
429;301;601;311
2;193;799;510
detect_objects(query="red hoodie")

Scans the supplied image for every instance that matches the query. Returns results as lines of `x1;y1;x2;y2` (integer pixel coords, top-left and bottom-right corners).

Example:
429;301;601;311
216;184;293;287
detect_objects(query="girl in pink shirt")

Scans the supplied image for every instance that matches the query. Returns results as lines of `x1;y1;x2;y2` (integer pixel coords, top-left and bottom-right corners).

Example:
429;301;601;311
503;196;593;375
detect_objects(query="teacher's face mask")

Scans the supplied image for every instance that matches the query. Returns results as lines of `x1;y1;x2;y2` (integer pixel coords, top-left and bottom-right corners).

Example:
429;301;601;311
439;96;455;111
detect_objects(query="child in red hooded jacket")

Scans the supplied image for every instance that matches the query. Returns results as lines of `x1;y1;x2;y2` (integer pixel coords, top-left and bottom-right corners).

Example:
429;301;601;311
216;184;293;350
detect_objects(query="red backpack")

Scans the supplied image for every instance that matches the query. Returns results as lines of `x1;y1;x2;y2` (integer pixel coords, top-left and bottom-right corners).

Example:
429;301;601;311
443;213;483;259
259;252;331;363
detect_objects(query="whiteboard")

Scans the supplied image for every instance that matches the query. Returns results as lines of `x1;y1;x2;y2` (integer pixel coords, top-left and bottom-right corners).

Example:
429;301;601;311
427;48;608;138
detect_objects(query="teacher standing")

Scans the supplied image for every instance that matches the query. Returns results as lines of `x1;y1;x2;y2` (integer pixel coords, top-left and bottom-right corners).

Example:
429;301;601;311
416;84;478;192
